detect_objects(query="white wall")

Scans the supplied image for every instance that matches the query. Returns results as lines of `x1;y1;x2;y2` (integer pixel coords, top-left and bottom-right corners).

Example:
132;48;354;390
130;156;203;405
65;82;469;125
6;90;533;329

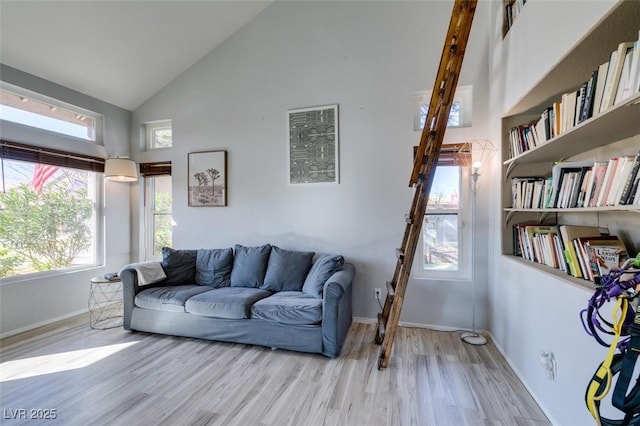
0;65;133;337
487;1;633;425
132;0;491;328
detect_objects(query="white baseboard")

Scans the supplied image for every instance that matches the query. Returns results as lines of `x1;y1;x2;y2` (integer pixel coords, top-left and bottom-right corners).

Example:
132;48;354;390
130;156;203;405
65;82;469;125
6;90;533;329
0;309;88;340
352;316;484;334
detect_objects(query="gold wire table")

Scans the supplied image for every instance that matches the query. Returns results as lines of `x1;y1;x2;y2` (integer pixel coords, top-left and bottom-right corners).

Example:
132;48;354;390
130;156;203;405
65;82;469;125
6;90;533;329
89;276;123;329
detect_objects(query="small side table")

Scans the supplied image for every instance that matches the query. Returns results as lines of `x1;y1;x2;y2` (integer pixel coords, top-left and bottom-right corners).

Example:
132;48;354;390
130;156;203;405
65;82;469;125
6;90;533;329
89;276;123;329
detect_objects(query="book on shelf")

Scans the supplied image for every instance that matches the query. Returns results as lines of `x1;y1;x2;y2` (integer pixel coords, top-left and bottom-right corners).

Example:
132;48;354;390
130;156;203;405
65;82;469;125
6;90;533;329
596;157;620;207
579;69;598;123
615;42;636;104
593;61;609;117
600;41;634;111
549;161;593;208
558;225;610;278
607;156;636;206
583;237;630;282
619;153;640;205
587;161;609;207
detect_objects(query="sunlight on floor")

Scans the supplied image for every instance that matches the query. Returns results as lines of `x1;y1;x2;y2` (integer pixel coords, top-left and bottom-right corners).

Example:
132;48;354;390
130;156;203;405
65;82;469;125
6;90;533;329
0;341;138;382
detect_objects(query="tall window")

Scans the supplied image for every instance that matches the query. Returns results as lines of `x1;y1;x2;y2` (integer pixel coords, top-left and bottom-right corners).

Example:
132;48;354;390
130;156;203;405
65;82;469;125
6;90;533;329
0;143;102;279
0;85;102;142
141;162;172;259
145;121;172;150
416;144;471;279
423;167;463;272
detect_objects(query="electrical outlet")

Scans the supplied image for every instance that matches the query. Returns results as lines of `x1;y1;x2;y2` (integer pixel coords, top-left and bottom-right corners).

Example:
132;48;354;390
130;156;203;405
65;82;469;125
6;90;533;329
374;288;382;300
540;351;556;380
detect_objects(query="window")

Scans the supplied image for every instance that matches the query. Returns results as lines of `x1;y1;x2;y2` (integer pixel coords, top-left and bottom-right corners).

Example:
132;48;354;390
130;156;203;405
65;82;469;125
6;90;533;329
145;121;172;150
0;84;102;142
0;146;102;279
413;85;473;131
415;144;471;279
141;163;172;259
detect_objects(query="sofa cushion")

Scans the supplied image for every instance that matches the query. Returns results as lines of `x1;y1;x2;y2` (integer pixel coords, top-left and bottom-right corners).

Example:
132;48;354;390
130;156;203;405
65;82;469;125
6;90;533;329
251;291;322;325
230;244;272;288
302;254;345;298
161;247;197;285
195;248;233;287
261;246;315;292
135;285;212;312
185;287;272;319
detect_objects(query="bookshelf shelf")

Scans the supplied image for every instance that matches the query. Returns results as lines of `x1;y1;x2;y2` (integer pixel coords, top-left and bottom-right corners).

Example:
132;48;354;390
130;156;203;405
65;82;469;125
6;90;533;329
504;92;640;171
501;0;640;285
504;256;596;292
504;205;640;224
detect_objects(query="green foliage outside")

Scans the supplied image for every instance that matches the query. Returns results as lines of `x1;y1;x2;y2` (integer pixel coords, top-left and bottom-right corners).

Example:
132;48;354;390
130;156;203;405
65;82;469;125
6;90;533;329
0;173;92;277
153;191;172;256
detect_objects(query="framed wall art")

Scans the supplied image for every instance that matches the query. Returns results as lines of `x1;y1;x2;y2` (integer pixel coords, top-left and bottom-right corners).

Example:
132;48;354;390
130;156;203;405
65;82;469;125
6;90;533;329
188;150;227;207
288;104;339;184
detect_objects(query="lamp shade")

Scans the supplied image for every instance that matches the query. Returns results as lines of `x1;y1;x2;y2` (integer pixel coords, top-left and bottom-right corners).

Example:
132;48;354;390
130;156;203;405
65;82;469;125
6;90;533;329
104;158;138;182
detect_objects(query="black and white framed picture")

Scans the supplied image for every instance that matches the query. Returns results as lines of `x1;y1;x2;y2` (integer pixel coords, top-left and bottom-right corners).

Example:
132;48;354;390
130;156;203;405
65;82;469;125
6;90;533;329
288;104;339;184
188;150;227;207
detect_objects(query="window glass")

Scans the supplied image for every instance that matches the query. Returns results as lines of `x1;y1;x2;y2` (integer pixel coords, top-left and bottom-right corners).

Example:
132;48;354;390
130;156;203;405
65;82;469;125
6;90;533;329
414;85;472;131
0;159;99;278
0;86;100;142
145;121;172;149
423;167;461;272
146;175;172;258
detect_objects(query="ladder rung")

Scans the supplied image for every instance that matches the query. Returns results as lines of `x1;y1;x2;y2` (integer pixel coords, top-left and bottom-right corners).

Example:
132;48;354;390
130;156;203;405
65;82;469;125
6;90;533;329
386;281;396;298
395;248;405;262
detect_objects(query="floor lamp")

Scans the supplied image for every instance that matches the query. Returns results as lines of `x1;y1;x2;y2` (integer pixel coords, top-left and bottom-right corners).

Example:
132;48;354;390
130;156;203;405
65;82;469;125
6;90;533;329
458;139;495;346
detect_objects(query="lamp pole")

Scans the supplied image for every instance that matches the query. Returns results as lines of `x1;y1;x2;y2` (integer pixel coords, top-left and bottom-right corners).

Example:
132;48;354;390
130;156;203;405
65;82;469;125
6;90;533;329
461;162;487;345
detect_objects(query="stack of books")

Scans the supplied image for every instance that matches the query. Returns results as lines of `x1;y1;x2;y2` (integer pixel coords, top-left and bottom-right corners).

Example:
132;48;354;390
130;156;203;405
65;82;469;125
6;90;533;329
507;32;640;159
513;224;631;283
510;152;640;209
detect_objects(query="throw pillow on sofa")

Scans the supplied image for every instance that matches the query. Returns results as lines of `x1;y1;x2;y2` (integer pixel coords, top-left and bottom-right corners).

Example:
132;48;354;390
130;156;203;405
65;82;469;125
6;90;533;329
195;248;234;287
161;247;197;285
230;244;272;288
302;254;345;298
261;246;315;292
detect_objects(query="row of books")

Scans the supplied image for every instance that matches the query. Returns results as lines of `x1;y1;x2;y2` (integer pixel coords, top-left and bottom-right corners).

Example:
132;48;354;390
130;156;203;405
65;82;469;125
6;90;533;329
510;152;640;209
507;32;640;159
513;224;630;283
503;0;526;35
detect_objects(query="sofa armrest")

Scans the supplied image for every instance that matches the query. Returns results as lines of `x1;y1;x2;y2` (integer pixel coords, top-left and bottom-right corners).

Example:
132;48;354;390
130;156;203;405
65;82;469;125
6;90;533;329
322;262;355;357
120;262;166;330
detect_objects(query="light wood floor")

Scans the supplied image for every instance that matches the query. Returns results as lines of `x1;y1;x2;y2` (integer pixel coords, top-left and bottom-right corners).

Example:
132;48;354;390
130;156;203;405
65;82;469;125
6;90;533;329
0;315;550;425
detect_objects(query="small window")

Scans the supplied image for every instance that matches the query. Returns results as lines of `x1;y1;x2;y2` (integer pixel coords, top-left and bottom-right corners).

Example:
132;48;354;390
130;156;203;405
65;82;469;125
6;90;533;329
413;85;473;131
145;121;172;150
0;83;102;142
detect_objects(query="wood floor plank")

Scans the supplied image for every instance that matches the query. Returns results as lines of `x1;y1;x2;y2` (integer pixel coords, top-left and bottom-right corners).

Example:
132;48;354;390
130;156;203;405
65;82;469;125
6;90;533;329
0;316;550;426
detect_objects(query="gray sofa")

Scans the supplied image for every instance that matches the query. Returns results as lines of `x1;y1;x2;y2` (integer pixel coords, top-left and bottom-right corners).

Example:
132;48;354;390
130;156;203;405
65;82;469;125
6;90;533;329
120;244;355;357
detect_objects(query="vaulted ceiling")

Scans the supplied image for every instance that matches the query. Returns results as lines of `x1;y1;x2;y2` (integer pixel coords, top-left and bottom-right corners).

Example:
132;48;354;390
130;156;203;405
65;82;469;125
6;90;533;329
0;1;273;110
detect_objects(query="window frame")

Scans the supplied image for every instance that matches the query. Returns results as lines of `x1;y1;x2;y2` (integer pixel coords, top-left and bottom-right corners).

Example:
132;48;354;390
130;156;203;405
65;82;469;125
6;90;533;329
144;120;172;150
413;163;472;281
0;82;104;144
413;85;473;131
0;155;104;284
141;164;172;260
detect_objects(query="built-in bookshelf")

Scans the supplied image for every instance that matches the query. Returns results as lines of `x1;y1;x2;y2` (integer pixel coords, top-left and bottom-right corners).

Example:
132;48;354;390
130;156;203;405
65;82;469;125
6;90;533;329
501;0;640;289
502;0;526;38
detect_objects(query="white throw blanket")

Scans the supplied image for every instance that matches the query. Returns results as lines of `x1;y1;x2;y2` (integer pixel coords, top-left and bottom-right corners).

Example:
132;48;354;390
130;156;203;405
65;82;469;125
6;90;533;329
121;261;167;286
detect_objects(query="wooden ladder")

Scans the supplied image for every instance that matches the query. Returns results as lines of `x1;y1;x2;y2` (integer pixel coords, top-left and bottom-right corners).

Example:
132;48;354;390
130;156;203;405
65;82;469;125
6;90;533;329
375;0;477;369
